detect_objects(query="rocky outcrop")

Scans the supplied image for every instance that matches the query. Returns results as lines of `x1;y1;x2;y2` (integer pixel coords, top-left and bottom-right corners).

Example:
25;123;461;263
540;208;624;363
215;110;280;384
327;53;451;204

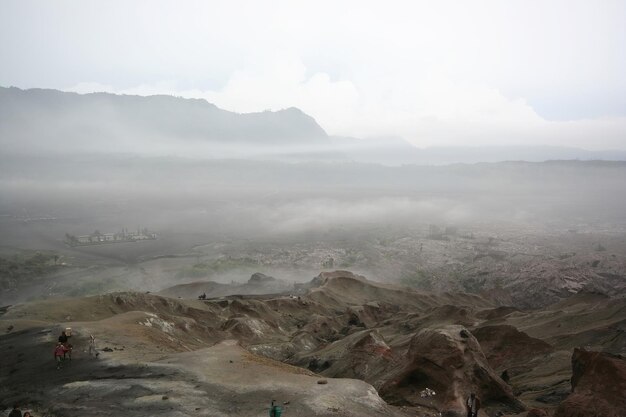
248;272;276;284
554;349;626;417
473;325;553;370
380;325;525;415
291;329;395;380
3;271;626;416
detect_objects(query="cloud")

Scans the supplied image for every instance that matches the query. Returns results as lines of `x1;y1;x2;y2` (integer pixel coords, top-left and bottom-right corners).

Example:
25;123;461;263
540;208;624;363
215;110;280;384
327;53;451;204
66;59;626;150
1;1;621;150
252;197;473;234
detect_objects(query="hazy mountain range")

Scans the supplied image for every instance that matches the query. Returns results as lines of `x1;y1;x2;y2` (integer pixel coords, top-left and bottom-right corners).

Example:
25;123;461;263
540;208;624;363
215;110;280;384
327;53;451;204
2;86;626;164
0;86;329;157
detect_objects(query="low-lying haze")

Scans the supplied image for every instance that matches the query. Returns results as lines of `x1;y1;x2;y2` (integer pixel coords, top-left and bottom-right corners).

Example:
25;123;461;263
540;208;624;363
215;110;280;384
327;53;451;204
1;4;626;416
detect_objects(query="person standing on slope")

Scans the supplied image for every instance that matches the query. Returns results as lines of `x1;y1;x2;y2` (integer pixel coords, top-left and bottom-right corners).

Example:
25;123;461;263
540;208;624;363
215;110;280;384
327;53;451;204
58;329;72;360
88;334;98;357
54;342;67;369
466;392;481;417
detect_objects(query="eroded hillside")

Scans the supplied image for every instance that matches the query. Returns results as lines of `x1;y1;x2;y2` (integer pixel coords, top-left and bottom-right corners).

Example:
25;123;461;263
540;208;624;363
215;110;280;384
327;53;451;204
1;271;624;416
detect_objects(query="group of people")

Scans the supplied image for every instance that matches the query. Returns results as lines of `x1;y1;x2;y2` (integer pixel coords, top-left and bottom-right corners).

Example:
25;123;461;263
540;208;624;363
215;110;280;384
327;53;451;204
53;329;72;369
8;404;32;417
53;330;99;369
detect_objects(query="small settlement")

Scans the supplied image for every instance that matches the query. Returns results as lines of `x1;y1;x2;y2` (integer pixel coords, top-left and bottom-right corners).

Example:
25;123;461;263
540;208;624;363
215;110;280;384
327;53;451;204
64;228;157;246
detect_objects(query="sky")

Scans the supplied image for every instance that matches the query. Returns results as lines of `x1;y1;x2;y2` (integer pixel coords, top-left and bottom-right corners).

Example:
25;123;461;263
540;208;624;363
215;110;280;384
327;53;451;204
1;0;625;149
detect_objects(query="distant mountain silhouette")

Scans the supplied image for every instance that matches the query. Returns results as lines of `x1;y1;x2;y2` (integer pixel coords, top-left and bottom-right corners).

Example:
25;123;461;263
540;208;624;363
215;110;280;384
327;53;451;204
0;86;329;155
2;86;625;164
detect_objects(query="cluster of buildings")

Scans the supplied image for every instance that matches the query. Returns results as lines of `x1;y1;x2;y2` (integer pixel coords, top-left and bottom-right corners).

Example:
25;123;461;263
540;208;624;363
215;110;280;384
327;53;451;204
65;228;157;246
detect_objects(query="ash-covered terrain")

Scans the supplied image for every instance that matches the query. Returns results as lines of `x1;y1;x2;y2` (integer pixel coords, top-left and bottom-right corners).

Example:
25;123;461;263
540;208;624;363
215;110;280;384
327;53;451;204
1;89;626;417
1;271;624;417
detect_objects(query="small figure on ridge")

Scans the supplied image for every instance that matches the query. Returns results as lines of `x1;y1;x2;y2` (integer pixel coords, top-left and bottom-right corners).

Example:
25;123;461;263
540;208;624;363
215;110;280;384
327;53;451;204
466;392;481;417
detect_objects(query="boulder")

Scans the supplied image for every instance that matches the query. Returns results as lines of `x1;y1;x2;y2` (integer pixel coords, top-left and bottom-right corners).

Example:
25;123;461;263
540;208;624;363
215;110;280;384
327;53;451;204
379;325;525;415
554;348;626;417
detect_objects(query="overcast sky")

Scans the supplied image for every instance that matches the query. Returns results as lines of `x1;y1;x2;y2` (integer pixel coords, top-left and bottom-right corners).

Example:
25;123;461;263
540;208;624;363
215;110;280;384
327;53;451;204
1;0;625;149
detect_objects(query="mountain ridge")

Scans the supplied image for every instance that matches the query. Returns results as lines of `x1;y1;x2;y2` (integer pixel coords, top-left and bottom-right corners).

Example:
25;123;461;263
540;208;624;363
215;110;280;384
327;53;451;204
3;86;626;164
0;86;329;155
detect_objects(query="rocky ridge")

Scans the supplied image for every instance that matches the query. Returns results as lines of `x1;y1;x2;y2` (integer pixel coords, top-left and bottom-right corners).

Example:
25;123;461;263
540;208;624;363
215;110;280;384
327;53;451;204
1;271;624;416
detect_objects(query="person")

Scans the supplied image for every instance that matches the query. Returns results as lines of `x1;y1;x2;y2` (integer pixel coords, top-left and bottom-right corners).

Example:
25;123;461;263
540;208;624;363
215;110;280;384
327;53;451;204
64;343;73;361
269;399;282;417
88;334;97;357
58;329;72;360
466;392;481;417
54;342;66;369
8;404;22;417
